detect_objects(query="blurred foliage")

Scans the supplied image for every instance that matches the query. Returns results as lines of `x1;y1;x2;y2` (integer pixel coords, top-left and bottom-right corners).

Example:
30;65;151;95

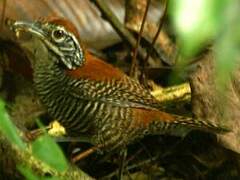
169;0;226;57
17;165;59;180
169;0;240;88
17;165;42;180
32;134;68;172
0;98;68;179
0;99;26;150
214;0;240;89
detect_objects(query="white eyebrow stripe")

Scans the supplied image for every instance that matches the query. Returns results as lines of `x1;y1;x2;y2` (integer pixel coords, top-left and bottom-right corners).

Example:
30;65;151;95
43;39;64;57
59;46;75;51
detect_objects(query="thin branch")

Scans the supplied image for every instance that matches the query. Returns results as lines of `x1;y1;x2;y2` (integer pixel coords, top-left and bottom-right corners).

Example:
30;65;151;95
89;0;147;64
0;0;7;30
71;144;103;163
141;0;169;81
102;154;159;179
130;0;151;77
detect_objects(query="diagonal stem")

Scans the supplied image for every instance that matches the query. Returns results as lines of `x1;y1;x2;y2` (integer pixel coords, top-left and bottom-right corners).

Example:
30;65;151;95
130;0;151;77
0;0;7;30
89;0;147;68
141;0;169;81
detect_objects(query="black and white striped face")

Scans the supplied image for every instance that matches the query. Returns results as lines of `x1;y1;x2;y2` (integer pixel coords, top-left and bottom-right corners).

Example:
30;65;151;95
7;19;85;69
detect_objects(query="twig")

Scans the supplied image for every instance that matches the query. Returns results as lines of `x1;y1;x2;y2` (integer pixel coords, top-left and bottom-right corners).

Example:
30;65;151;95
125;148;143;164
130;0;151;77
141;0;169;81
118;149;128;180
0;0;7;30
71;144;103;163
102;154;159;179
89;0;147;64
24;125;51;141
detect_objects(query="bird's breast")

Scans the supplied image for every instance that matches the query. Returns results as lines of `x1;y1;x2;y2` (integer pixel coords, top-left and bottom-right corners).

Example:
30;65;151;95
33;62;140;146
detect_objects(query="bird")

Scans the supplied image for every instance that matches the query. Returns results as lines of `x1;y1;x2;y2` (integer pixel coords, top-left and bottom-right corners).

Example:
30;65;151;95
6;17;229;151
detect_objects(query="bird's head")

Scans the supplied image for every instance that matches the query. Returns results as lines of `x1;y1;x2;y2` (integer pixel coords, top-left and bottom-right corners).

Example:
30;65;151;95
6;18;85;70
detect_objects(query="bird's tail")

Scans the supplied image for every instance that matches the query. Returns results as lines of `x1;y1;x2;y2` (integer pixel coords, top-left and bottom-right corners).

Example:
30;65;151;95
146;113;230;137
170;115;230;134
134;108;230;136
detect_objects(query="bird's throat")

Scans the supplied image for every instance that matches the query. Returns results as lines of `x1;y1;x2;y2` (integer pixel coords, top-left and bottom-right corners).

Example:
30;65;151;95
33;55;70;122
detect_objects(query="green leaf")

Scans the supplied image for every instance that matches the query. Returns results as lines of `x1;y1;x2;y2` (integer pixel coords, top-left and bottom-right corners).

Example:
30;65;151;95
17;165;40;180
0;99;26;149
42;177;59;180
18;165;60;180
214;0;240;90
169;0;228;57
32;135;68;172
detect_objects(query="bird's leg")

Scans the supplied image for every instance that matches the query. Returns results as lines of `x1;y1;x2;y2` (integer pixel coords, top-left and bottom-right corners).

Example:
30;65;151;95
71;144;103;163
24;124;51;141
117;148;128;179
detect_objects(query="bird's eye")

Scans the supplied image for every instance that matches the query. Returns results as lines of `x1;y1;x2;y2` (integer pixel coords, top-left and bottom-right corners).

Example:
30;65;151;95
52;29;65;41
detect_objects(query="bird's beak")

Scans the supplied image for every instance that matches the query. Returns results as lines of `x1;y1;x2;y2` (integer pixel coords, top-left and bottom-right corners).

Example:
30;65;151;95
6;18;65;59
6;19;46;40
